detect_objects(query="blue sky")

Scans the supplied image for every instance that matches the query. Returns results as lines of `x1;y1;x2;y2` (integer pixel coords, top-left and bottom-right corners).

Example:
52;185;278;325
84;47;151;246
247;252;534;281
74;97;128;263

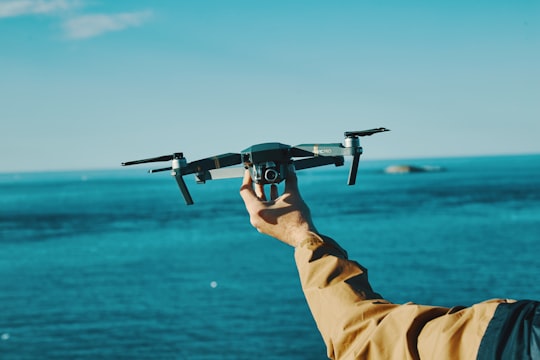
1;0;538;172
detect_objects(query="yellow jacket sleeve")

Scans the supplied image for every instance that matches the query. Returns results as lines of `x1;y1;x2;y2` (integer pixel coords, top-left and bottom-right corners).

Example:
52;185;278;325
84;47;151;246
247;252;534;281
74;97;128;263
294;233;509;360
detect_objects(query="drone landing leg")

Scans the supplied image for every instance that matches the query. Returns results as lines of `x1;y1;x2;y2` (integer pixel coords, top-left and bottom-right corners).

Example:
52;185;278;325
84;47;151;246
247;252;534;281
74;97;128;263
347;153;361;185
173;171;194;205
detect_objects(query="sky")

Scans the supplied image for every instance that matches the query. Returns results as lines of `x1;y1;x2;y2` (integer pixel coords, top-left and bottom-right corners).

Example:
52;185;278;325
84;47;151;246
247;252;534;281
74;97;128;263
0;0;538;172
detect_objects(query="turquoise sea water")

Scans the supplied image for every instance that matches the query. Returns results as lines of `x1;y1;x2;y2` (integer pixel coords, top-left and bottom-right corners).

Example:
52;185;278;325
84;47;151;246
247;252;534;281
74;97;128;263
1;155;539;359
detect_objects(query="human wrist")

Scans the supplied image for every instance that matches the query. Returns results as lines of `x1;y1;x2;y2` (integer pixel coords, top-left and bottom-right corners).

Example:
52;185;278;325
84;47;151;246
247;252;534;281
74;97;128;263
296;231;325;248
286;225;318;248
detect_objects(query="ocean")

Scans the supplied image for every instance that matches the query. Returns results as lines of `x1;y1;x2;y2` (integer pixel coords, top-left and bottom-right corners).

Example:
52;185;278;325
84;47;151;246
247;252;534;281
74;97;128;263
1;154;539;359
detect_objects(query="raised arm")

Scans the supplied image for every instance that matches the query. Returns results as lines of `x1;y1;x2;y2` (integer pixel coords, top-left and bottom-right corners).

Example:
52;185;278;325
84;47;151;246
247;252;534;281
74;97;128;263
239;168;505;359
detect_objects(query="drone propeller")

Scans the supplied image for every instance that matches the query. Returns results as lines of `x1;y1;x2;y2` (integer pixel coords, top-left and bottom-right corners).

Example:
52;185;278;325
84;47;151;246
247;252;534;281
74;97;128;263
345;127;390;137
121;153;180;166
148;167;172;173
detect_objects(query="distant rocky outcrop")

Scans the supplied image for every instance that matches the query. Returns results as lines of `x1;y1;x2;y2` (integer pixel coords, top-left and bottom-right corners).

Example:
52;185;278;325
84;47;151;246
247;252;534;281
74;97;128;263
384;164;445;174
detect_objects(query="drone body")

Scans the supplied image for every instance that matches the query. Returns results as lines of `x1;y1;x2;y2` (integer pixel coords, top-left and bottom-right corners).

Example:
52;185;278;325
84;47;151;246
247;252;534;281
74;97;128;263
122;128;389;205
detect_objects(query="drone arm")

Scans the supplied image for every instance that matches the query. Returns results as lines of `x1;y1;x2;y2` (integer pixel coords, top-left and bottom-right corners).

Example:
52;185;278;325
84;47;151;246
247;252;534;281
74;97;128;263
293;156;345;171
292;143;353;157
183;153;242;175
196;167;245;182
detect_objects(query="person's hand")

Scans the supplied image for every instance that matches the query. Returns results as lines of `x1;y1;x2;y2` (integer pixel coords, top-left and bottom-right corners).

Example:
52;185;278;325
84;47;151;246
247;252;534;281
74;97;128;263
239;167;318;247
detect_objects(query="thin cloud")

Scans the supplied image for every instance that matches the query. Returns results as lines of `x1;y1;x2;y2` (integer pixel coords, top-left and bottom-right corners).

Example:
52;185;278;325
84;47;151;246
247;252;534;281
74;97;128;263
63;10;152;39
0;1;152;40
0;0;76;18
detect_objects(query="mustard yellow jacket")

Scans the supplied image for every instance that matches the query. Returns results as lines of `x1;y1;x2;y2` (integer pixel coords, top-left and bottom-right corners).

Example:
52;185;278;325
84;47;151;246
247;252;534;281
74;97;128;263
294;234;540;360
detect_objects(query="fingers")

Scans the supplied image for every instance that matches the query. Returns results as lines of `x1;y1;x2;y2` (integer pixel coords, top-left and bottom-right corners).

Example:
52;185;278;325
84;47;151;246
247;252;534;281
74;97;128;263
240;169;252;191
284;167;299;195
239;169;282;202
240;170;257;204
239;169;268;202
255;183;266;201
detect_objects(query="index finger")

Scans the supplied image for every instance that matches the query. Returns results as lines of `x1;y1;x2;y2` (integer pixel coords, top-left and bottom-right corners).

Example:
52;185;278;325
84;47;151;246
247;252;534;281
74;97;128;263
240;169;258;204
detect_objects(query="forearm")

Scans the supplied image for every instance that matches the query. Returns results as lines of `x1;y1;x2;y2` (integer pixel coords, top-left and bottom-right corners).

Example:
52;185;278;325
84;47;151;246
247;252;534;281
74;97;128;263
294;233;383;305
241;171;517;358
294;233;389;358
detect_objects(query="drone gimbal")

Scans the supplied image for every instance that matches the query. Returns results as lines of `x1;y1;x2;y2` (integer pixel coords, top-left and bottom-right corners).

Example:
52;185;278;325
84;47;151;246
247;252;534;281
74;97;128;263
122;128;389;205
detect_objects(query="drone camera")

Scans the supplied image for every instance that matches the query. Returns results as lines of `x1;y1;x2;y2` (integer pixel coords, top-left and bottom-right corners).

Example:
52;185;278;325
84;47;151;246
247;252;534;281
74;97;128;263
250;161;289;185
264;167;279;182
241;143;293;185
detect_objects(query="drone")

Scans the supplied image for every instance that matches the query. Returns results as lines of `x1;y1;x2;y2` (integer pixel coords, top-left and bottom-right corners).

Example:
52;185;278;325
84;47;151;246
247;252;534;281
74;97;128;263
122;127;390;205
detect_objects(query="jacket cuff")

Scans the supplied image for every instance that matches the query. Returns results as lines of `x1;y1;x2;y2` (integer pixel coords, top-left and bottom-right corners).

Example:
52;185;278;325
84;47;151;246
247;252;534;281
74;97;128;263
297;232;348;261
